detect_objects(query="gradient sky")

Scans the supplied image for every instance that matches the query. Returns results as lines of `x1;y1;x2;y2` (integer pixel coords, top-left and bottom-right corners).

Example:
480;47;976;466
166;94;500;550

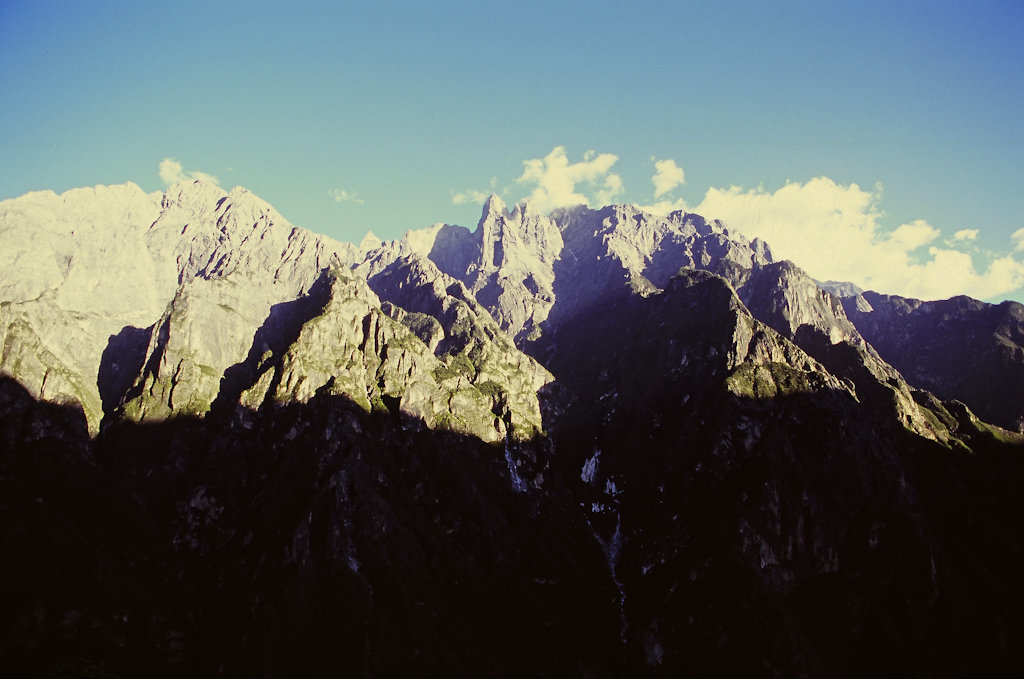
2;1;1023;302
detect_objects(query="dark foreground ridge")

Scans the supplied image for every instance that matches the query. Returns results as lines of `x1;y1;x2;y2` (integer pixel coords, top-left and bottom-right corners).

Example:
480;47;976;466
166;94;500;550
4;362;1024;677
1;377;620;677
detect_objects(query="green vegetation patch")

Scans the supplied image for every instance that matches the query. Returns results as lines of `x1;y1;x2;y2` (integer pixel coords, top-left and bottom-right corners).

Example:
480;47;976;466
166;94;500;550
369;394;389;415
433;411;470;433
433;352;476;382
726;362;822;399
401;312;443;342
475;380;504;399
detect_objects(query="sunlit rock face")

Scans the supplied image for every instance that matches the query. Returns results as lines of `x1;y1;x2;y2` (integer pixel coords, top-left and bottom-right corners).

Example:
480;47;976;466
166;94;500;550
3;184;1024;677
356;195;565;344
0;183;166;430
388;196;951;443
0;180;356;432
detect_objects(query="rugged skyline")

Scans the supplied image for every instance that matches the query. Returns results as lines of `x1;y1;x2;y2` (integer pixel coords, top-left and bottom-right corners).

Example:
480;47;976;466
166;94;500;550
3;1;1024;302
3;177;1023;675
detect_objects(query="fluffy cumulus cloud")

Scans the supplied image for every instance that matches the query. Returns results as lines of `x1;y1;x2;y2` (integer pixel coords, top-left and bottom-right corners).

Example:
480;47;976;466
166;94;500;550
651;158;686;198
516;146;624;212
953;228;979;242
1013;227;1024;252
889;220;940;251
451;189;491;206
329;188;364;204
596;173;625;205
694;177;1024;301
158;158;219;186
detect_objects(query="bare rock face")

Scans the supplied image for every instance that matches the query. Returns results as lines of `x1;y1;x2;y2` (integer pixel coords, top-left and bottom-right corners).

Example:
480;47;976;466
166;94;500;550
391;197;951;444
0;184;167;431
156;182;356;294
545;267;848;417
0;183;166;311
0;299;112;429
724;260;950;443
1;179;552;449
360;199;778;355
358;253;553;442
543;205;773;327
840;290;1024;432
340;193;1007;467
731;261;859;343
237;263;548;444
0;180;360;432
121;272;278;421
357;195;564;344
462;197;563;343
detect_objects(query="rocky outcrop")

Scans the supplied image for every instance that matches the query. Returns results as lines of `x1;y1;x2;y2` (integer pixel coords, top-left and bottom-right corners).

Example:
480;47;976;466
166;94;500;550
358;254;553;442
239;263;549;444
360;199;775;347
539;204;773;339
0;180;358;433
121;272;280;421
99;196;550;444
357;195;563;344
0;184;168;432
717;260;949;442
841;290;1024;432
0;183;166;311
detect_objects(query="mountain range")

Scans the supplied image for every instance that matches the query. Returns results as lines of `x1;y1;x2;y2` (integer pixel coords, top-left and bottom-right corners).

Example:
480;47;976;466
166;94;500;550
2;180;1023;677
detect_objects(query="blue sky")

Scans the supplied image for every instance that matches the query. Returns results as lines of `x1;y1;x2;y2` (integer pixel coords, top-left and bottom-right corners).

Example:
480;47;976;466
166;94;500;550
2;1;1023;301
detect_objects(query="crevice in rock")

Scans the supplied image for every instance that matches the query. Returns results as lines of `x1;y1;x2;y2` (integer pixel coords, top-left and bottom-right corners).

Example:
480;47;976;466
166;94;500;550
98;324;152;419
209;268;334;416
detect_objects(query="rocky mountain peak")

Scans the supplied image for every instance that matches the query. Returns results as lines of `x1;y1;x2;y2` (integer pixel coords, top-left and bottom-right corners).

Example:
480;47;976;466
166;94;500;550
358;230;382;252
509;197;547;221
4;181;1024;676
0;181;358;432
159;178;225;212
480;192;507;219
842;289;1024;431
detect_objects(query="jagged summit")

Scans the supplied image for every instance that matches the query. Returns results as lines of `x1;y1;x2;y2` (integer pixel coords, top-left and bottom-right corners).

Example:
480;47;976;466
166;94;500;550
358;230;382;252
481;192;507;218
818;279;865;298
0;181;357;431
5;180;1021;437
4;181;1024;677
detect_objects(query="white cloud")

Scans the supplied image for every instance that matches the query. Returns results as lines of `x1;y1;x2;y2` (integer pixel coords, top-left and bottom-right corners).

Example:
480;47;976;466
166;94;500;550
651;158;685;198
329;188;364;204
635;198;689;216
516;146;623;212
694;177;1024;301
451;189;490;206
889;219;940;251
952;228;979;242
158;159;183;184
596;173;625;205
158;157;219;186
1013;227;1024;252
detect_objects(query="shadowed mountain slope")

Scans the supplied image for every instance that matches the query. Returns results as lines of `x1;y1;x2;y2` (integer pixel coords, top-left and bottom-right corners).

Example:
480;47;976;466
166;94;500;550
3;184;1024;676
